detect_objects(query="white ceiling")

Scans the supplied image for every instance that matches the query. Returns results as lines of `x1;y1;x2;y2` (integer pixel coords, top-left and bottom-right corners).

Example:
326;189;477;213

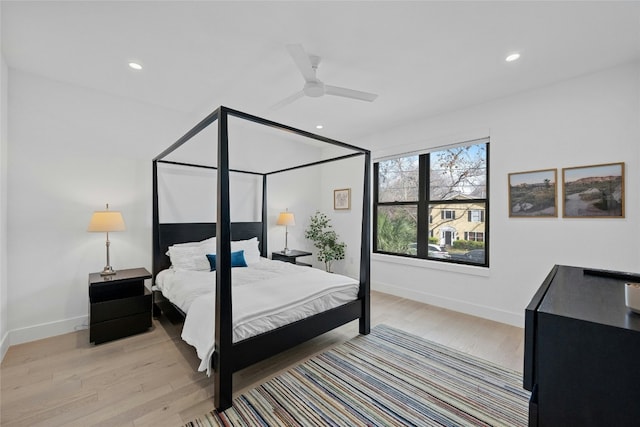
2;1;640;145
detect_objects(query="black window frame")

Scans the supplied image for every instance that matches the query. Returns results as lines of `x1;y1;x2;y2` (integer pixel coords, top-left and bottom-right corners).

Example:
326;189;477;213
373;140;489;267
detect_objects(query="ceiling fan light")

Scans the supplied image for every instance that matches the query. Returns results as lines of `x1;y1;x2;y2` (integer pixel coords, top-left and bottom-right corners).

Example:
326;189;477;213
303;81;325;97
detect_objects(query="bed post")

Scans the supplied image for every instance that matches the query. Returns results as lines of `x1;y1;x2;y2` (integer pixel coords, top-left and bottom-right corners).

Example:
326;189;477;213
359;151;371;335
261;175;268;257
152;160;161;315
214;107;233;412
152;160;159;280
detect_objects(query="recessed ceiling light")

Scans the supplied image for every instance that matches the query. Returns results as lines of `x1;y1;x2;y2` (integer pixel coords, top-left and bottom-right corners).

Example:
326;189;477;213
505;53;521;63
316;125;324;129
128;62;143;70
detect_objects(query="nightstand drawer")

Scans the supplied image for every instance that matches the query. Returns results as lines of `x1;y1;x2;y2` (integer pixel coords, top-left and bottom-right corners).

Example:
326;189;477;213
90;288;151;323
272;252;295;263
90;312;152;344
89;280;144;303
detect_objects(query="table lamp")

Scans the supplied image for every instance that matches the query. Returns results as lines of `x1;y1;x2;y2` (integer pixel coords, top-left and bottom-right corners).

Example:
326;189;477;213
88;203;126;275
276;209;295;254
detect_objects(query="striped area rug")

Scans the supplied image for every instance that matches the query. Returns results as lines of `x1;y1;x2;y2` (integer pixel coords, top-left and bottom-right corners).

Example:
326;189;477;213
184;325;530;426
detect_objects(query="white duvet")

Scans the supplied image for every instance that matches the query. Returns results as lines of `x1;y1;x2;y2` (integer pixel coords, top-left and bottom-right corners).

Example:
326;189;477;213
155;258;359;374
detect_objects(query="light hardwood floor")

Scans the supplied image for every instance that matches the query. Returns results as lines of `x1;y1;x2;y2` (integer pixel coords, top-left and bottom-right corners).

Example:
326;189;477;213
0;291;524;426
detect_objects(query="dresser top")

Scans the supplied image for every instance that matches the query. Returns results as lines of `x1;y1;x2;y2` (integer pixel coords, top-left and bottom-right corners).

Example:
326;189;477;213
538;265;640;331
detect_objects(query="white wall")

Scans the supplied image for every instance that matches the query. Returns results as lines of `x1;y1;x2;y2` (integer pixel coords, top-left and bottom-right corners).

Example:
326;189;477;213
319;156;365;278
0;52;9;359
157;163;264;224
265;153;366;276
364;63;640;327
6;70;194;345
267;166;322;259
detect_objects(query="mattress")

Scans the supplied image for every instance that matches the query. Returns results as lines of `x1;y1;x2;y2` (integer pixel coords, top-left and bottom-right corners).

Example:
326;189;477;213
155;258;359;374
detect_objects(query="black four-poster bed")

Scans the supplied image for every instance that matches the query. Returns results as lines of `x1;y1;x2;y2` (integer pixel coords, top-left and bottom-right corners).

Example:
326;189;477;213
151;106;371;412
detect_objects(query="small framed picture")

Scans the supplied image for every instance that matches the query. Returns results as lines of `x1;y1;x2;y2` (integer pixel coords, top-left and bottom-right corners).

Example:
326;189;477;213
334;188;351;210
508;169;558;217
562;162;624;218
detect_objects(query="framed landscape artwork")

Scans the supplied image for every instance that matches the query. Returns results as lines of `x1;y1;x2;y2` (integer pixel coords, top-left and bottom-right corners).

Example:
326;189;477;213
334;188;351;210
508;169;558;217
562;162;625;218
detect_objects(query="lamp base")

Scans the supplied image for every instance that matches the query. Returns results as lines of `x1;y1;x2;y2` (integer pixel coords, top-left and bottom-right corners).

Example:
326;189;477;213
283;248;291;255
100;266;117;276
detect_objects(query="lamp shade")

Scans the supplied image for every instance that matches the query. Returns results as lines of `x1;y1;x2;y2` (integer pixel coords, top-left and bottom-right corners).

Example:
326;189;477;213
87;210;126;232
276;211;295;226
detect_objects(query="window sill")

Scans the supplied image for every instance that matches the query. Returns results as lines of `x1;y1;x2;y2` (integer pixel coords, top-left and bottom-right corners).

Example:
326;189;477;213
371;253;490;277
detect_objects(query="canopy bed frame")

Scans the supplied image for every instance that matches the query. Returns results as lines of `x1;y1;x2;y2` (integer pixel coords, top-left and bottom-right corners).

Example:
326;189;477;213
152;106;371;412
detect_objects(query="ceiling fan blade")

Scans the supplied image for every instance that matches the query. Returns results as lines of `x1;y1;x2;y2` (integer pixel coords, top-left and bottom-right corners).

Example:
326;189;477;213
286;44;317;83
269;90;305;111
325;85;378;102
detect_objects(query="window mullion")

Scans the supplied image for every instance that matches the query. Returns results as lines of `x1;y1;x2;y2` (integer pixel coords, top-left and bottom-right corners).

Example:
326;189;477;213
373;162;379;252
376;201;419;206
416;154;428;258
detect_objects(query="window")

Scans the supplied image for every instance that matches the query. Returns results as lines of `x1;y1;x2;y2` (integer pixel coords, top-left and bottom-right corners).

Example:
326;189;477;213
377;205;417;255
468;210;485;222
442;210;456;220
465;231;485;242
374;139;489;266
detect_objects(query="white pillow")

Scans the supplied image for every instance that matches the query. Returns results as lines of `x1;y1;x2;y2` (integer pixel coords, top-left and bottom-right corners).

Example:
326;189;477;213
169;237;259;269
168;245;211;271
231;237;261;265
166;236;216;256
170;236;216;249
199;237;216;246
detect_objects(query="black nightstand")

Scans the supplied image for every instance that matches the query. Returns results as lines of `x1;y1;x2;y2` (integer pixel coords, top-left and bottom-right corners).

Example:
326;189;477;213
272;250;313;266
89;267;152;344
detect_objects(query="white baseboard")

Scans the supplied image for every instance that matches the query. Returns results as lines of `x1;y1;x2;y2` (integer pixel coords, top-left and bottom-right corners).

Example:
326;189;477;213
8;315;88;347
0;330;9;362
372;280;524;328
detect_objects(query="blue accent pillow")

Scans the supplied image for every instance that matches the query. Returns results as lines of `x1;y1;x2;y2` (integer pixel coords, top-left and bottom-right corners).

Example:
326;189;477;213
206;250;248;271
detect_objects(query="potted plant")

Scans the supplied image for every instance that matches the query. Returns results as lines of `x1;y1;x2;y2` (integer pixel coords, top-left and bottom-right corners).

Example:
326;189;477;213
304;211;346;273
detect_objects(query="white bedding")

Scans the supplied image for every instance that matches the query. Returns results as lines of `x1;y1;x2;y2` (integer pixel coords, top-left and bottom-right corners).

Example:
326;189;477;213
155;258;359;374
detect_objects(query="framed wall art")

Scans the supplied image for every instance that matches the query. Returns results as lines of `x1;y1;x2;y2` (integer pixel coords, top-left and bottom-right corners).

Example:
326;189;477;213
562;162;624;218
334;188;351;210
508;169;558;217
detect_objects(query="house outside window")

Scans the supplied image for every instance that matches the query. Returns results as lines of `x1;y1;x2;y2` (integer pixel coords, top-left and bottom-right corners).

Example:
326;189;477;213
374;139;489;266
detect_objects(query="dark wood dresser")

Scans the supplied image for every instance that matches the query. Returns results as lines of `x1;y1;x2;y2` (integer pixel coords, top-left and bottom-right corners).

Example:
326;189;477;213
524;265;640;426
89;267;152;344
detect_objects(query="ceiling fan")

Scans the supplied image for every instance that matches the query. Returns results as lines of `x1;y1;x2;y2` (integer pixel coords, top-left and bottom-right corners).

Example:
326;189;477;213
270;44;378;110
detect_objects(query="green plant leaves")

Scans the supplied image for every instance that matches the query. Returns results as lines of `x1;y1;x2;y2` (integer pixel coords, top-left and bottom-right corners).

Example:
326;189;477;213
304;211;346;272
